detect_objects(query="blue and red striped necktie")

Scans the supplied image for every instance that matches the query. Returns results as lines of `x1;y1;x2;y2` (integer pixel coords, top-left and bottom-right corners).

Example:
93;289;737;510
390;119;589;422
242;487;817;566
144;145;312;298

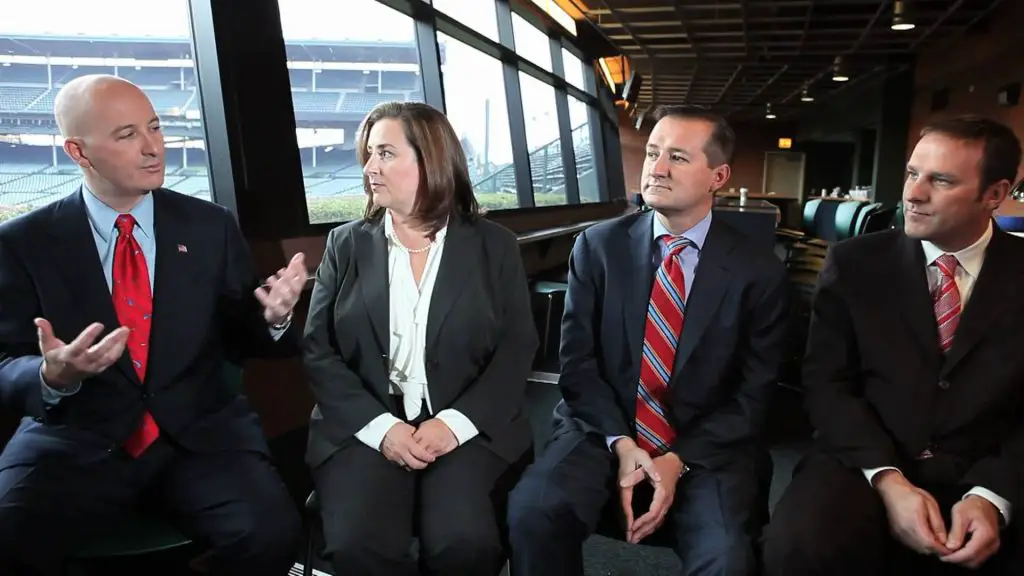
635;235;692;456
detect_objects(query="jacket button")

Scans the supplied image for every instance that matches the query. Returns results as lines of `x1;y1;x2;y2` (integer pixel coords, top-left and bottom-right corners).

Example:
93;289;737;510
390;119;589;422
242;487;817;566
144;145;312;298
938;380;951;390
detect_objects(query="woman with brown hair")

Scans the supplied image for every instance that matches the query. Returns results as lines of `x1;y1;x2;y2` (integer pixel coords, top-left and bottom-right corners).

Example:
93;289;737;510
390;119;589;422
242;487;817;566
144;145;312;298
302;101;538;576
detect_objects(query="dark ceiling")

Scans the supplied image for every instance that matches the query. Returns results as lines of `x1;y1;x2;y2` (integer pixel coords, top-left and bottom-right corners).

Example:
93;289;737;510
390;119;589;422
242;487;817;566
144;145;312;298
576;0;1006;119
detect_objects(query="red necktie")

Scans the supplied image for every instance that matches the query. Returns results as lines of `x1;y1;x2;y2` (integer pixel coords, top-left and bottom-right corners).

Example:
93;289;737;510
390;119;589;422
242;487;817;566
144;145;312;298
933;253;961;354
635;236;691;456
112;214;160;457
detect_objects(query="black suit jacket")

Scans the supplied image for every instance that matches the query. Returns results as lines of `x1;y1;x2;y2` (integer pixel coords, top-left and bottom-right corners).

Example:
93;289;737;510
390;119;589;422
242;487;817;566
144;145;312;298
553;211;790;470
302;214;537;468
804;226;1024;507
0;188;296;469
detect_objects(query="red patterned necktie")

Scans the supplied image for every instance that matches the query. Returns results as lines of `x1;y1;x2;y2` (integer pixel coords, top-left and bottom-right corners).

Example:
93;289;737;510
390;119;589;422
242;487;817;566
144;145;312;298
636;236;691;456
933;253;961;354
112;214;160;457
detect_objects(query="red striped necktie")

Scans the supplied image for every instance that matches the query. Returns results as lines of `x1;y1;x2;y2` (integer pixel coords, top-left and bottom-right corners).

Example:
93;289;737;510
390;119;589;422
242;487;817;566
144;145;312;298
112;214;160;457
933;253;961;354
635;235;692;456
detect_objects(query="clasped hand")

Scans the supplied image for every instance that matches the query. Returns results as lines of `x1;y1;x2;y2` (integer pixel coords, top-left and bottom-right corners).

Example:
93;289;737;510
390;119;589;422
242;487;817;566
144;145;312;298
253;253;307;325
615;438;685;544
380;419;458;470
878;472;1001;569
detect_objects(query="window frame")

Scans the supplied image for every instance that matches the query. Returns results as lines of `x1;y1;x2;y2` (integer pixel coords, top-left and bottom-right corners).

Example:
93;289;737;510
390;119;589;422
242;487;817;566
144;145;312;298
186;0;623;238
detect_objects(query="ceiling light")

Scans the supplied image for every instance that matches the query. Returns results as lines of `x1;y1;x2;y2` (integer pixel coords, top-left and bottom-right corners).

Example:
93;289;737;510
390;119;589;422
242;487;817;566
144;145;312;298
891;1;915;31
832;56;849;82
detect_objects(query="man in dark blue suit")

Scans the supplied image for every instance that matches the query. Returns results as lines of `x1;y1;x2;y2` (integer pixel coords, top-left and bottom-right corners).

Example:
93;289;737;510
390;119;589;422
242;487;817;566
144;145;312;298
507;106;789;576
0;74;304;575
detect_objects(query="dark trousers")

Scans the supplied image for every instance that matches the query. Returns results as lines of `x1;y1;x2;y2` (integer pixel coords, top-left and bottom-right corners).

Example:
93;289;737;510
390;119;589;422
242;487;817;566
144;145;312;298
507;430;761;576
762;453;1024;576
0;436;301;576
312;398;512;576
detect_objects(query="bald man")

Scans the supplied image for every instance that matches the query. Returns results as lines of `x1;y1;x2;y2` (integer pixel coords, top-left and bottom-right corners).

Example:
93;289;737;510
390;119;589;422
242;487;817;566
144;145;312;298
0;74;304;575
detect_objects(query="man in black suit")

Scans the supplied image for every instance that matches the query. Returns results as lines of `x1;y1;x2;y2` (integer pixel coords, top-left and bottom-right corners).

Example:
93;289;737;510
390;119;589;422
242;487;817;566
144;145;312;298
0;74;304;575
762;116;1024;575
507;105;789;576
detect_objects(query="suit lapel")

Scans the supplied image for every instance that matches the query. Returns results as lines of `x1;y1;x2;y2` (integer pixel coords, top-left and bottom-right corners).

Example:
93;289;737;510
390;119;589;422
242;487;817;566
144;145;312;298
426;220;476;350
894;234;943;364
356;218;390;354
625;212;656;372
49;188;139;386
146;190;195;387
672;218;735;377
941;229;1023;375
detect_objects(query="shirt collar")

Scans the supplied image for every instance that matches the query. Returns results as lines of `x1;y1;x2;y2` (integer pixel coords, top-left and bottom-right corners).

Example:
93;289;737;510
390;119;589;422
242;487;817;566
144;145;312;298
384;209;448;245
652;209;712;250
920;219;992;280
81;183;155;243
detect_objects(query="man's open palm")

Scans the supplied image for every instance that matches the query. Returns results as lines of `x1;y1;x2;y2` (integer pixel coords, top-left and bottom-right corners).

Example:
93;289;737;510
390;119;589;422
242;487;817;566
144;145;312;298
36;318;129;387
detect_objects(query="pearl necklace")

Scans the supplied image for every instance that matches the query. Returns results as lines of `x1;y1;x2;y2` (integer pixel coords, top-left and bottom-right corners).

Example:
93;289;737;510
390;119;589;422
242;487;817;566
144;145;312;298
396;238;433;253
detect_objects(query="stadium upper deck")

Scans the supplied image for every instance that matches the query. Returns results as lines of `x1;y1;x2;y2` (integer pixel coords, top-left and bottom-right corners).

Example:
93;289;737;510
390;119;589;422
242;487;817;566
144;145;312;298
0;34;430;210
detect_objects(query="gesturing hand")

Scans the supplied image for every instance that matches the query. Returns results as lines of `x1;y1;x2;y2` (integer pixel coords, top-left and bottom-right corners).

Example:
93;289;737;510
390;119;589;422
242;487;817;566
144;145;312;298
412;418;458;458
254;253;307;325
876;471;951;556
940;495;1001;569
36;318;130;388
381;422;436;470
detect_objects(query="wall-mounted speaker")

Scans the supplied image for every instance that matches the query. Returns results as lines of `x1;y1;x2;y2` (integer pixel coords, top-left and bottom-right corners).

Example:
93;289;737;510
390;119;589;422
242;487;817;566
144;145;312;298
997;82;1020;107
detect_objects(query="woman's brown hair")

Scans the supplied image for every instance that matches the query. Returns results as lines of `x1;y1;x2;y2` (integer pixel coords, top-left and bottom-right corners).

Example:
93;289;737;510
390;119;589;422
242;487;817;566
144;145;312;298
357;101;479;237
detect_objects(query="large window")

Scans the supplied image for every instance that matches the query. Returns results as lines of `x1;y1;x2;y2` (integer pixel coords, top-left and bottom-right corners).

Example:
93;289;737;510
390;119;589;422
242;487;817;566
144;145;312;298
279;0;424;225
518;72;566;206
511;13;552;72
437;33;519;210
433;0;499;43
568;95;599;202
0;0;211;221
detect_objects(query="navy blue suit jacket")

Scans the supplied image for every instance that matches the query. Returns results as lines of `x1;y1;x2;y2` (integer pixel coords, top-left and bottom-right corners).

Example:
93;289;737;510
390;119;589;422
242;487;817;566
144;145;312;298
553;210;789;470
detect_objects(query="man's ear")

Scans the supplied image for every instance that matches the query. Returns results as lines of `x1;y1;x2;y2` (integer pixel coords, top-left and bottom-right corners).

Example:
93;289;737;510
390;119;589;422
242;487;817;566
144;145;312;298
62;138;91;169
711;163;731;193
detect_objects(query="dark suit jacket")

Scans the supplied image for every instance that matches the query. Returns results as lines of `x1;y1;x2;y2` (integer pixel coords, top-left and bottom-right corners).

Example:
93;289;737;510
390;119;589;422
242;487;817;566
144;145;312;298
553;211;790;470
302;213;538;468
0;188;295;469
804;226;1024;508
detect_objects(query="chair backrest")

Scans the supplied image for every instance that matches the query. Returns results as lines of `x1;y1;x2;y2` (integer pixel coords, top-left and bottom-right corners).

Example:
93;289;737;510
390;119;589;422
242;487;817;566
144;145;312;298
853;202;882;236
834;200;866;241
802;198;822;233
222;362;244;395
862;206;897;234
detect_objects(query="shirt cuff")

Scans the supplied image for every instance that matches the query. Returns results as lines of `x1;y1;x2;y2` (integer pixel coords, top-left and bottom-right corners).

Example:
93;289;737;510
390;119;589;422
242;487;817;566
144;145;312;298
964;486;1012;526
606;435;628;452
354;413;403;452
434;409;479;446
39;366;80;405
862;466;901;486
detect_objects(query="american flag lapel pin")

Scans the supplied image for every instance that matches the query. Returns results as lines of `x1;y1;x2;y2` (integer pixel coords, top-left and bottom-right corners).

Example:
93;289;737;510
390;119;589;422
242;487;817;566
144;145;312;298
177;244;188;253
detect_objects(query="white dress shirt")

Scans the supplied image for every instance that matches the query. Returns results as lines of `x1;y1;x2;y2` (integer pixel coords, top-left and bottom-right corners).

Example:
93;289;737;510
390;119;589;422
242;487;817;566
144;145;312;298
863;221;1011;525
353;211;479;452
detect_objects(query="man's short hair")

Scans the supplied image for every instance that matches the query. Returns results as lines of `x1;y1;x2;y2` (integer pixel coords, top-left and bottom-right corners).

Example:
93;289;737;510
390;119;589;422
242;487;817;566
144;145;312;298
920;115;1022;192
649;105;735;168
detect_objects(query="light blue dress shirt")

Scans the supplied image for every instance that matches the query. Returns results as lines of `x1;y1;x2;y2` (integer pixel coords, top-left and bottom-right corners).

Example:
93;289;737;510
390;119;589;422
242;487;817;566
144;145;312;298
606;210;713;452
41;186;288;403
